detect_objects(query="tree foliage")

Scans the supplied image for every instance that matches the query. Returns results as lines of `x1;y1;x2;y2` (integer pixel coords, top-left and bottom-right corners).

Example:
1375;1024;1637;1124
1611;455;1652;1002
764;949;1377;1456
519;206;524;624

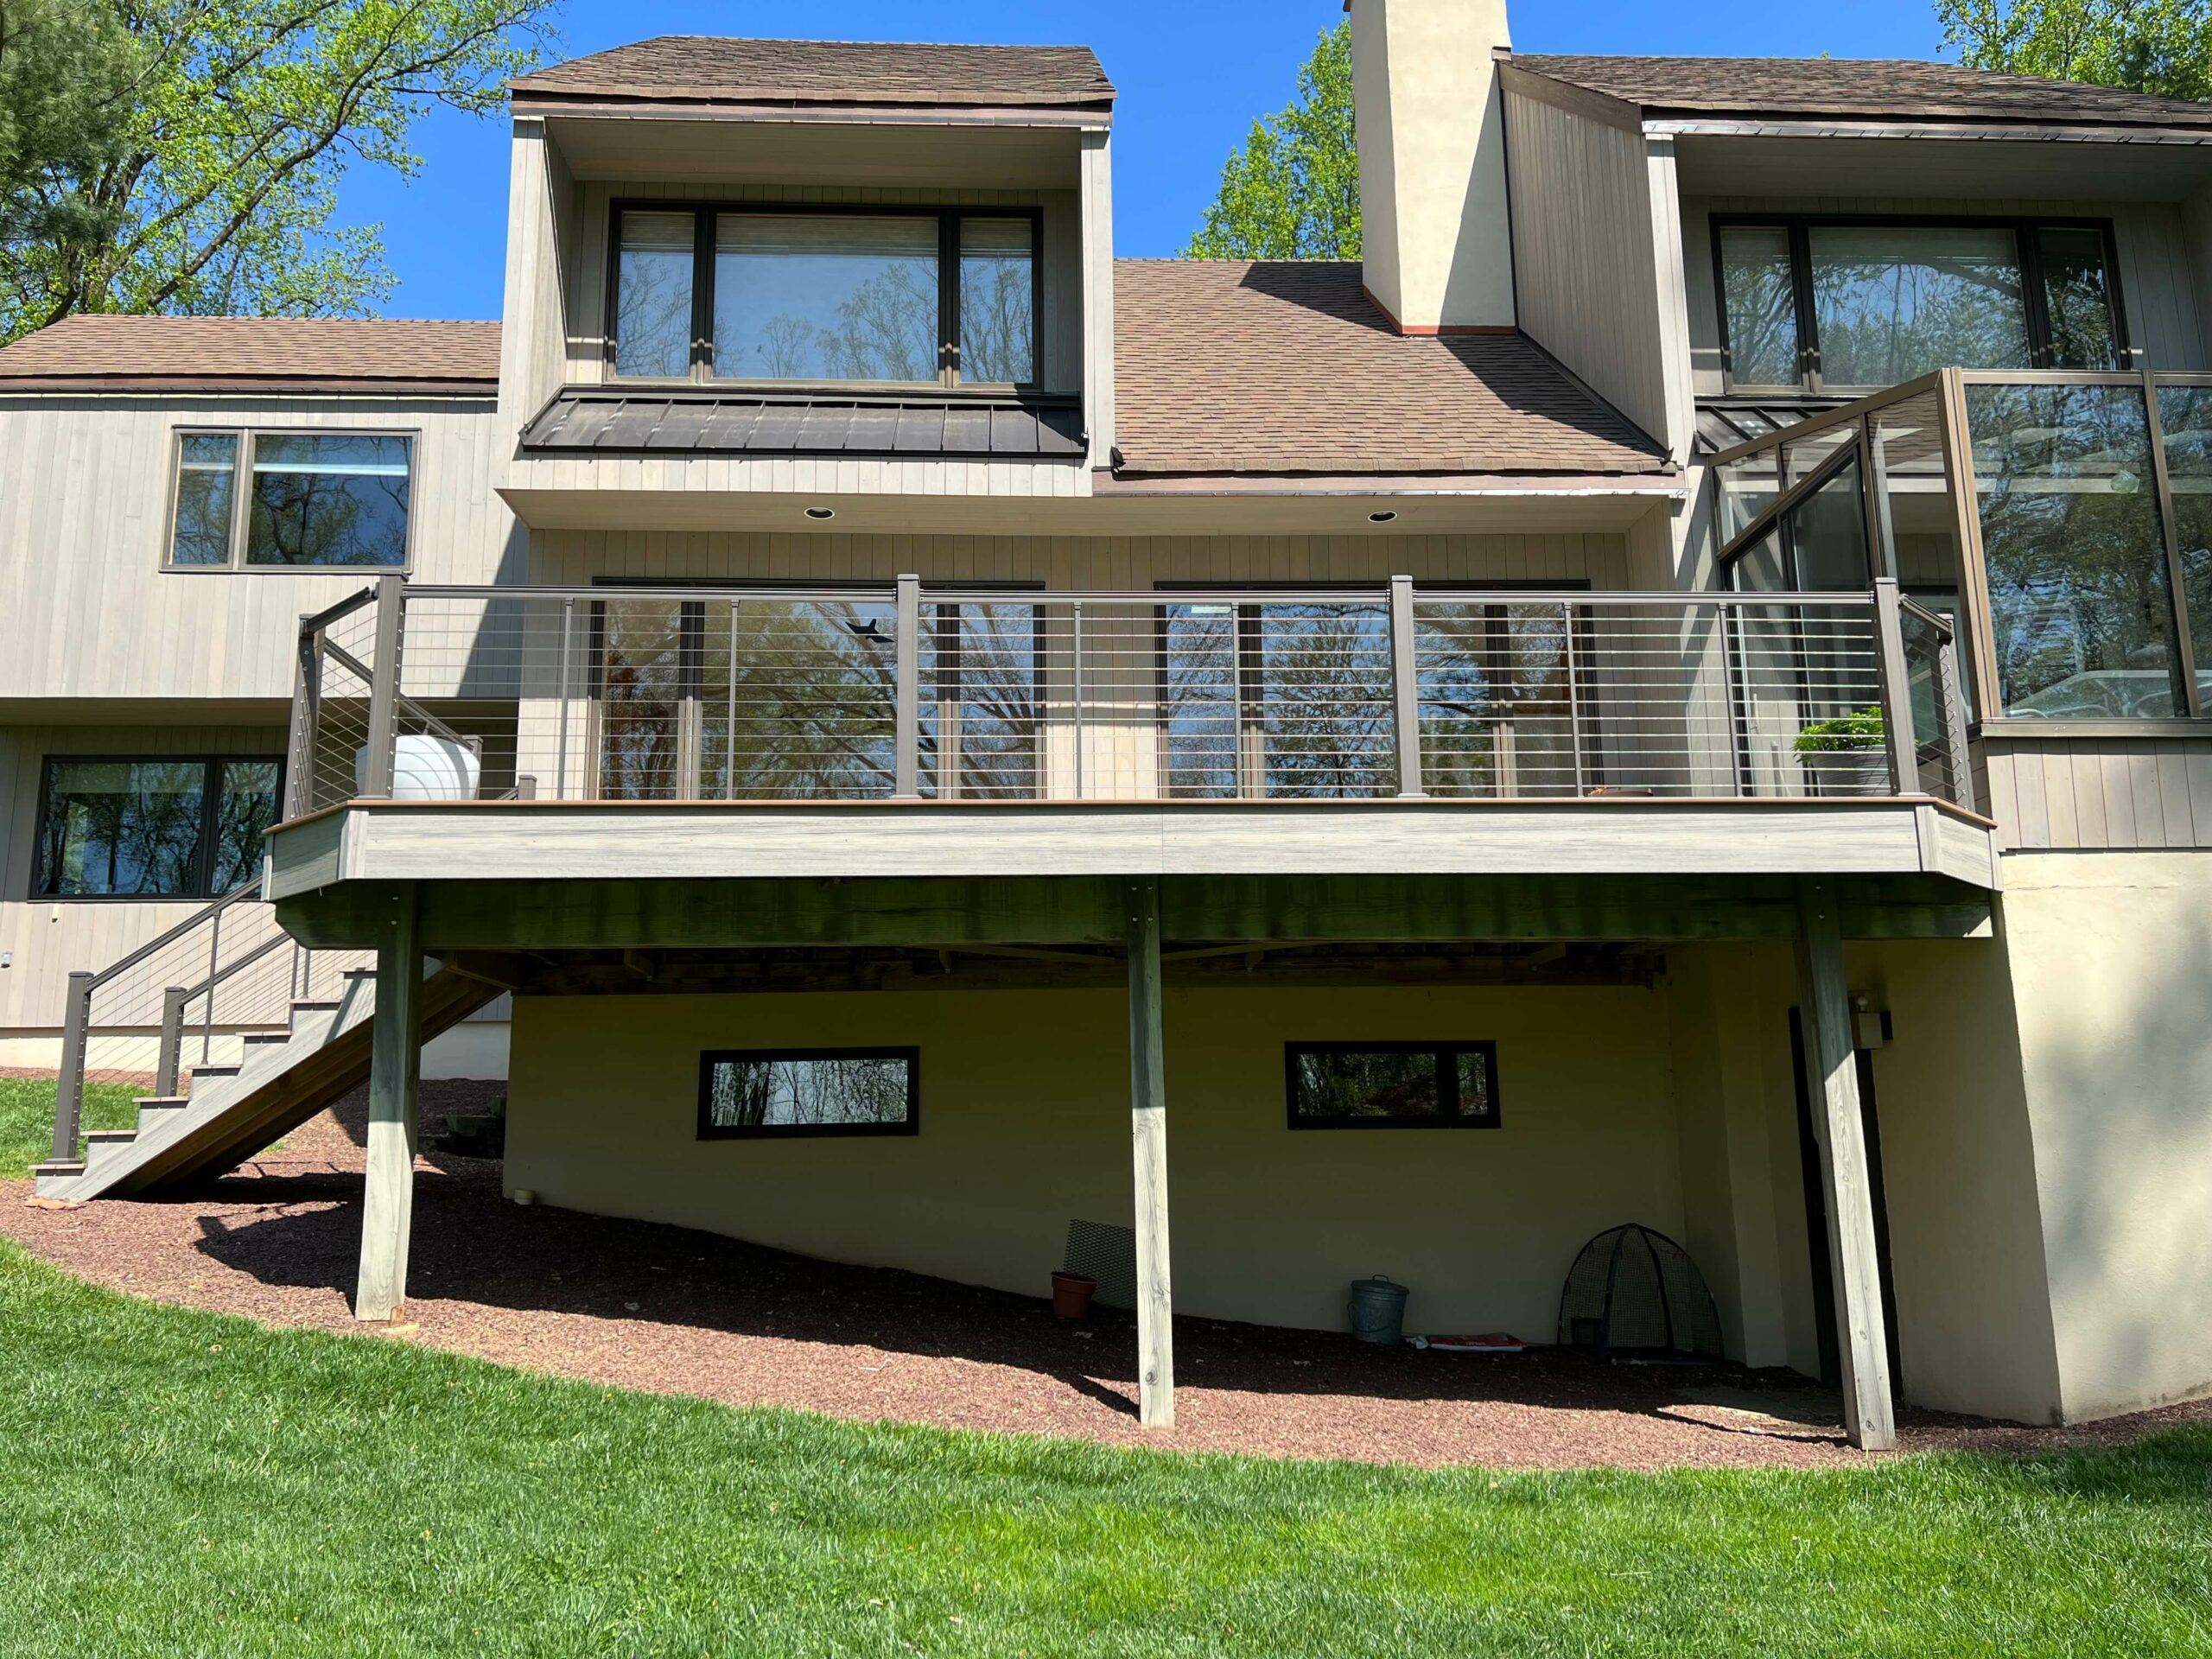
0;0;561;343
1185;21;1359;260
0;0;141;255
1938;0;2212;100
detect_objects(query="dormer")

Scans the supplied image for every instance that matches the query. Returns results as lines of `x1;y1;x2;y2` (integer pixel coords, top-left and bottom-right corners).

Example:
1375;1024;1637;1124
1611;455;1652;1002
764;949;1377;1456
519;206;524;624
496;37;1116;526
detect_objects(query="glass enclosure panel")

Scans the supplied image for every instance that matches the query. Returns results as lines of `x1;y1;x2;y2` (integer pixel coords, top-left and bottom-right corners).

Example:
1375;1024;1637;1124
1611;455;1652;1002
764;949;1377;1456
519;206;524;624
1969;382;2185;718
2156;385;2212;710
2037;227;2121;371
1719;226;1802;387
169;433;237;566
1728;527;1789;592
957;218;1036;385
1785;452;1872;591
35;760;207;896
714;214;939;382
244;435;410;568
1811;226;2031;386
1713;447;1783;544
613;211;696;378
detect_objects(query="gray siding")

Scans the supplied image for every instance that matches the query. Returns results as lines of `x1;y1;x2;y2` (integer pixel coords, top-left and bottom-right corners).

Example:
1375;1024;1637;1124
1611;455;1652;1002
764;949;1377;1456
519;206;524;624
0;394;515;705
1984;736;2212;850
1504;90;1682;455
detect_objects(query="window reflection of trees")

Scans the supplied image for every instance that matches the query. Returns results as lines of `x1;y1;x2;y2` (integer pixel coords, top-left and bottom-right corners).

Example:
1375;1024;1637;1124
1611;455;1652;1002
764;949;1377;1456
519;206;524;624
707;1056;911;1128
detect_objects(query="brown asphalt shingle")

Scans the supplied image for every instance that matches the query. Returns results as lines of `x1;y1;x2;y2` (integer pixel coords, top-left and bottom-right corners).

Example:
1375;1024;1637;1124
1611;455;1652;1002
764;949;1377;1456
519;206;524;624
1511;54;2212;130
513;36;1115;110
0;315;502;392
1112;261;1669;479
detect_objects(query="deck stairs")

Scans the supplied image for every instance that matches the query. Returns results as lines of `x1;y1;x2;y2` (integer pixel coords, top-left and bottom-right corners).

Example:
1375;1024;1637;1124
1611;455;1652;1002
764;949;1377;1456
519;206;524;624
33;963;500;1202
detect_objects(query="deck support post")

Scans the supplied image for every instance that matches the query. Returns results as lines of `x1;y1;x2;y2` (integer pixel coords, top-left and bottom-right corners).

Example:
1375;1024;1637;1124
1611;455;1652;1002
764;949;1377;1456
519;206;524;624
1125;876;1174;1429
1796;877;1897;1451
355;884;423;1323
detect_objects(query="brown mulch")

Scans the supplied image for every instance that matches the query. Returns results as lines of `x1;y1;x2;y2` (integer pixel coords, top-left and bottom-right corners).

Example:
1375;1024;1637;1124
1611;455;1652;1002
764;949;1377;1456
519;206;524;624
9;1084;2212;1472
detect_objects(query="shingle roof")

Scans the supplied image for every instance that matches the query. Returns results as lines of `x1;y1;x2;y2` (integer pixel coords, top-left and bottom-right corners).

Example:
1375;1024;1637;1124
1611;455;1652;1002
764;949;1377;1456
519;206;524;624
512;36;1115;111
1111;262;1669;479
0;316;502;393
1510;54;2212;130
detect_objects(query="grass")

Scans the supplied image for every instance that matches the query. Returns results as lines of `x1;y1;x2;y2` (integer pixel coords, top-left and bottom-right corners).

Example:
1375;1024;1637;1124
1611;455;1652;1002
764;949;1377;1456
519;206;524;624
0;1075;143;1179
2;1241;2209;1656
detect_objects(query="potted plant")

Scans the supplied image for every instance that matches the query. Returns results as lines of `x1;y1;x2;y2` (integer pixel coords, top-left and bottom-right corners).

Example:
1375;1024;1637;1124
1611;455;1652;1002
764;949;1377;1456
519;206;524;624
1050;1270;1098;1319
1795;706;1891;796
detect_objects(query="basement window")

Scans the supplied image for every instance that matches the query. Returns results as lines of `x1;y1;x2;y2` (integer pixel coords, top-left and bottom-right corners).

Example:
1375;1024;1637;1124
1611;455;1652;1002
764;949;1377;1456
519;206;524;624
1286;1042;1502;1131
696;1048;919;1140
32;756;283;899
167;429;413;570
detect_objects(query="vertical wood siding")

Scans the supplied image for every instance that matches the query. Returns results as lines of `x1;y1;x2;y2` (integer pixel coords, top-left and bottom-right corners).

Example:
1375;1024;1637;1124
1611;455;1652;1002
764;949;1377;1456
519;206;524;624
0;722;288;1028
1504;92;1677;452
1982;736;2212;850
0;395;516;704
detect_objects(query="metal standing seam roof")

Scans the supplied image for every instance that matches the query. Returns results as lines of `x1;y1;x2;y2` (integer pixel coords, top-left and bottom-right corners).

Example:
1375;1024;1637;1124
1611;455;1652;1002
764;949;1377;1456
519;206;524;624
1111;260;1670;479
1509;54;2212;130
1694;399;1856;457
511;36;1116;111
518;390;1088;460
0;316;502;393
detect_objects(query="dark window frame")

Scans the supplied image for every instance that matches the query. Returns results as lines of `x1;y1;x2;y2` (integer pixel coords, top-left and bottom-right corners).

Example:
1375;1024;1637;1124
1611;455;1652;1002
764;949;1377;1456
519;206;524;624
1285;1039;1503;1131
696;1046;922;1141
1710;213;2134;395
604;200;1046;391
30;753;285;902
162;426;417;574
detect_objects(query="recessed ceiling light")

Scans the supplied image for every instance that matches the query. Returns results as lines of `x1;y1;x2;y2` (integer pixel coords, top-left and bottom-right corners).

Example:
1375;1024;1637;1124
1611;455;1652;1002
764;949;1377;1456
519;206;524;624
1369;510;1399;524
805;506;836;521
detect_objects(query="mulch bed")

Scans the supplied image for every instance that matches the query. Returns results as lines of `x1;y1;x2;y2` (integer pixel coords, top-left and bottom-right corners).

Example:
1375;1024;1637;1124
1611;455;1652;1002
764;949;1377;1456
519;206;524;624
9;1083;2212;1472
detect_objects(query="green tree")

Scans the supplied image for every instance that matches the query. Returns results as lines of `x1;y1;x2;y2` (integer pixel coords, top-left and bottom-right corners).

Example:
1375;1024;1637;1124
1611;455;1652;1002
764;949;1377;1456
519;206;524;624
0;0;141;256
1939;0;2212;100
0;0;561;344
1186;21;1359;260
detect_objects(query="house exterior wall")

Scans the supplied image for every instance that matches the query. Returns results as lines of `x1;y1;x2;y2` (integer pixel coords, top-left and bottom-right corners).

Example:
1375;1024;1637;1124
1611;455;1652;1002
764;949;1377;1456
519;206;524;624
505;981;1685;1338
1681;194;2210;396
0;394;514;707
1982;736;2212;852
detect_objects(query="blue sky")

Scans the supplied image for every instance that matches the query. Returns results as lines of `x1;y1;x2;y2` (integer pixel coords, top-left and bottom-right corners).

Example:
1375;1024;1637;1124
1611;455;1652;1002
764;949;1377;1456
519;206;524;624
348;0;1956;320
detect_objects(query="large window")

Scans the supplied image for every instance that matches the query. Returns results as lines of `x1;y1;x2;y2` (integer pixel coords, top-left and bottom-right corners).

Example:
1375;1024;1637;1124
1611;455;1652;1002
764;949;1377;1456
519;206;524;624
1716;218;2126;393
34;757;282;899
697;1048;919;1140
1286;1042;1502;1131
609;204;1039;389
167;430;412;569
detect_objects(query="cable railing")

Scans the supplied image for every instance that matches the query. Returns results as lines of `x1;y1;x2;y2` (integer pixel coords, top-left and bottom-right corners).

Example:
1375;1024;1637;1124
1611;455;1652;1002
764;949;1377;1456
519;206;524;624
289;576;1974;818
46;874;373;1167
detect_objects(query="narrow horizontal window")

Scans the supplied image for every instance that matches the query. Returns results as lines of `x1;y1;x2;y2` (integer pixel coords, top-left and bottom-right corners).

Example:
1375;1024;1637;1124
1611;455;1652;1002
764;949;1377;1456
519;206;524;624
1287;1041;1501;1130
168;433;238;567
698;1047;919;1140
245;434;411;568
34;755;283;899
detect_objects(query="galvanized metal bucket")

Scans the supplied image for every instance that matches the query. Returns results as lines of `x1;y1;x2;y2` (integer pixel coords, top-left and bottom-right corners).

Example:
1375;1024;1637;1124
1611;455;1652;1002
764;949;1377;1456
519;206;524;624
1349;1275;1409;1345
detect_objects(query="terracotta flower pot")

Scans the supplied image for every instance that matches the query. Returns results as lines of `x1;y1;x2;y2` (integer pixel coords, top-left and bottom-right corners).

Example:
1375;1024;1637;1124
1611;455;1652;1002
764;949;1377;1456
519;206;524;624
1051;1270;1098;1319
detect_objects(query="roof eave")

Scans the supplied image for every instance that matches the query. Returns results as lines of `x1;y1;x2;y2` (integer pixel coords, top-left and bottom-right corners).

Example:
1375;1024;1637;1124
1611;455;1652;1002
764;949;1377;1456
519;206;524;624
0;375;499;397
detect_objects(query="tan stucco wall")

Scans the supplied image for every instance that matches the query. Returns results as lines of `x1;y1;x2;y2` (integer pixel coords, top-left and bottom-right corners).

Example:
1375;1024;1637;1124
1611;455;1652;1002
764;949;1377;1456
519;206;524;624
505;982;1687;1338
1999;851;2212;1421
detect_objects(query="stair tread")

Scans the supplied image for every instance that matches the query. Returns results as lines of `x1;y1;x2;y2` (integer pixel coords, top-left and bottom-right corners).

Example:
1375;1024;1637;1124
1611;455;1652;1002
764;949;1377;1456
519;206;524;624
133;1096;190;1110
84;1128;137;1143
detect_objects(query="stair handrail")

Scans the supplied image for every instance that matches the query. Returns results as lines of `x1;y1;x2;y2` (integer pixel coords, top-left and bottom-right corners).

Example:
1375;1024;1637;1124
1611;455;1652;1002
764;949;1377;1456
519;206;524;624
79;874;265;995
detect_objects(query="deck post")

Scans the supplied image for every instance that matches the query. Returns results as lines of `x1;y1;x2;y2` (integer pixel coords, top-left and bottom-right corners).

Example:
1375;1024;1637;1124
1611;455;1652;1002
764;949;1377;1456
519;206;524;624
1795;877;1897;1451
894;573;921;799
156;986;188;1098
362;575;404;799
1389;575;1427;799
50;970;93;1165
354;884;423;1323
1124;876;1175;1429
1872;579;1921;797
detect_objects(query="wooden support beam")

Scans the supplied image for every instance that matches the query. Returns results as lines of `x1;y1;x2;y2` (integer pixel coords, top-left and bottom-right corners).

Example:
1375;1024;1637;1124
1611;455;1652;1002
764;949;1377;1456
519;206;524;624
355;885;423;1324
277;873;1994;954
1126;877;1174;1430
1796;877;1897;1452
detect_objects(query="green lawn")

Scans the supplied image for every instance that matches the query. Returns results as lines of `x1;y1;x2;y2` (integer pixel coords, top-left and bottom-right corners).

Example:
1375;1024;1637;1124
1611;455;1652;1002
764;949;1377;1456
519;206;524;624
0;1075;142;1179
1;1241;2209;1656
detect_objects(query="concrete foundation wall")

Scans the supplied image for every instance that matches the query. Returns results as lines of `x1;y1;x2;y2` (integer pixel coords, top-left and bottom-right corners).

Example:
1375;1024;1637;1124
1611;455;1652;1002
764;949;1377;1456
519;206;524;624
506;982;1687;1338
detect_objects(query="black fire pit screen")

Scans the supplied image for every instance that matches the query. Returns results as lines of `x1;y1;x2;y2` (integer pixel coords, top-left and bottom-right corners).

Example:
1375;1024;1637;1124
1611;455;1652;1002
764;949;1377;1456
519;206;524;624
1557;1224;1726;1362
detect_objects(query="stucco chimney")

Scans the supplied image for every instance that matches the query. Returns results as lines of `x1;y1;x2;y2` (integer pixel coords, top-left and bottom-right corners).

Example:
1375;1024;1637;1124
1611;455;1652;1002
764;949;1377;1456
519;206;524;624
1347;0;1516;334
